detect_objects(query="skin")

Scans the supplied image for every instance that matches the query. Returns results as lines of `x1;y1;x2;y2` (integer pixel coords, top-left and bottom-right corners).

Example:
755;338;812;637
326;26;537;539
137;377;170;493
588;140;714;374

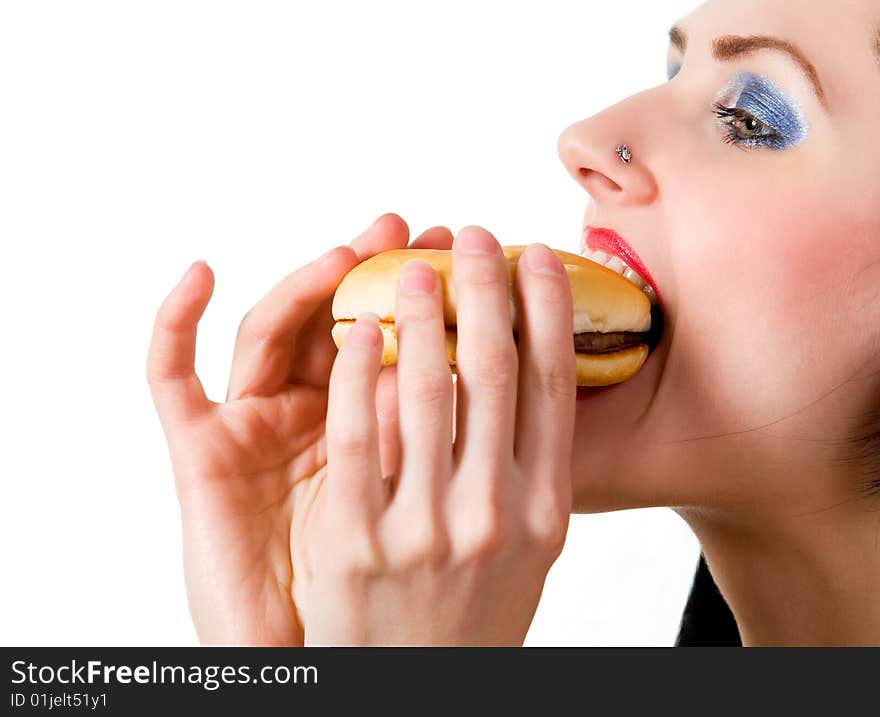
148;217;572;645
147;0;880;645
303;237;573;645
555;0;880;644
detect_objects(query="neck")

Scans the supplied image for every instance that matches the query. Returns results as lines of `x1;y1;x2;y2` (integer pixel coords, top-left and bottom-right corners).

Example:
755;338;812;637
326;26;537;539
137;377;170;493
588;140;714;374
678;498;880;646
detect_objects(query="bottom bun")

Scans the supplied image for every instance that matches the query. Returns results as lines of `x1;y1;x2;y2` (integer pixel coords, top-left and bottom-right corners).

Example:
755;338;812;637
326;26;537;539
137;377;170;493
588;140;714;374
331;320;648;388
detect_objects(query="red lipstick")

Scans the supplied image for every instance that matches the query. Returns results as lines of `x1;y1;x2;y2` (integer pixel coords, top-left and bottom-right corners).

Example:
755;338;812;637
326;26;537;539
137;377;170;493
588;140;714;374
582;226;664;310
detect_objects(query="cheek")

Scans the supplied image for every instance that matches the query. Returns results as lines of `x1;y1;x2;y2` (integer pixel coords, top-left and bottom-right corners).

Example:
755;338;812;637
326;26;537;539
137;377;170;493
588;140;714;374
670;185;864;428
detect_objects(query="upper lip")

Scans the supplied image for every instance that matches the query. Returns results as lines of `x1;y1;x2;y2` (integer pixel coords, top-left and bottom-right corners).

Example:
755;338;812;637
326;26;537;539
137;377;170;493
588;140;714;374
581;225;664;311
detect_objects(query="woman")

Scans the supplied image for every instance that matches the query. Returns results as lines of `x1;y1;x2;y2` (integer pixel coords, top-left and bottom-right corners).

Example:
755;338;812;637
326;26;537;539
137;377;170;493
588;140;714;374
147;0;880;645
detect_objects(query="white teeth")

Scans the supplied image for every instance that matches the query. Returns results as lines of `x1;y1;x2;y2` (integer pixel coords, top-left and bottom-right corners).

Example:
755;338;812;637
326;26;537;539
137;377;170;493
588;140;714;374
580;245;657;303
622;266;650;292
605;256;625;273
583;249;612;264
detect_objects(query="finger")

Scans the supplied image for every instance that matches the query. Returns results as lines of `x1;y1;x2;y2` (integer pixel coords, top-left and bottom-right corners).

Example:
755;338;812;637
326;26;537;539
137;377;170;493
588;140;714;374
350;212;413;258
393;259;454;511
293;214;420;389
451;226;518;474
408;225;454;250
146;261;216;426
326;311;386;524
513;244;577;494
371;225;454;481
375;365;400;480
226;213;411;401
225;245;361;400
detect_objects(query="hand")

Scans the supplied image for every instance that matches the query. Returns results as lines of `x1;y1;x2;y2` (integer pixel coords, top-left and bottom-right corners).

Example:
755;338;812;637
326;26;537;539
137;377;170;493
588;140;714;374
146;213;454;645
299;227;575;646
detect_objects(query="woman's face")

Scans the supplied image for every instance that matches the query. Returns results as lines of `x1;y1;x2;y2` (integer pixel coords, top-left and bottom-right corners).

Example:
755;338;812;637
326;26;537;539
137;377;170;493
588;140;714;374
557;0;880;517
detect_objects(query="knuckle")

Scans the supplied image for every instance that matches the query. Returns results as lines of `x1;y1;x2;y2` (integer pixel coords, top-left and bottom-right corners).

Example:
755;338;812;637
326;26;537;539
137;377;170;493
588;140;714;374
236;309;270;348
320;521;386;578
455;260;509;288
147;363;191;386
460;507;507;560
530;516;568;559
461;345;517;389
536;362;577;402
402;368;452;408
330;430;375;458
341;537;386;578
526;495;570;557
392;520;451;569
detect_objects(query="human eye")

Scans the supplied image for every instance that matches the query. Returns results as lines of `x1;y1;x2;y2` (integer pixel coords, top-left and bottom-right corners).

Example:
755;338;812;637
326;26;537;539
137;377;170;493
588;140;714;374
712;102;784;149
712;71;808;151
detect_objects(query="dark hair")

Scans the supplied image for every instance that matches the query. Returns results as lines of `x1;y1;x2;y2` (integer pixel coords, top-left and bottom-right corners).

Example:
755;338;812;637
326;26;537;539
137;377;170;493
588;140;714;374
675;384;880;646
833;400;880;500
675;553;740;646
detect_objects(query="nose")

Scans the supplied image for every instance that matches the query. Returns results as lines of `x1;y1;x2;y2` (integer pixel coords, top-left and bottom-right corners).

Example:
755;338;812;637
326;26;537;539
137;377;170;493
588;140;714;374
557;94;658;207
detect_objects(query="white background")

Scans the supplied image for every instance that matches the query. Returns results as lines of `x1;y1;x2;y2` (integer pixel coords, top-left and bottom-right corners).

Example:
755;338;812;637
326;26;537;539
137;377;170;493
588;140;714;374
0;0;700;646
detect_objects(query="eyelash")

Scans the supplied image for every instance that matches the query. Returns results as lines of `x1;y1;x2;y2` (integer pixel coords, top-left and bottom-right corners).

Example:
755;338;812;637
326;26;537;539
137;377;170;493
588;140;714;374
711;101;782;150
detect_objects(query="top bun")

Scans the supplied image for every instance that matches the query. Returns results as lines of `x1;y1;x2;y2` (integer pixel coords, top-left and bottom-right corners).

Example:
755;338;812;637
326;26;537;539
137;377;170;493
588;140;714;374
331;245;651;334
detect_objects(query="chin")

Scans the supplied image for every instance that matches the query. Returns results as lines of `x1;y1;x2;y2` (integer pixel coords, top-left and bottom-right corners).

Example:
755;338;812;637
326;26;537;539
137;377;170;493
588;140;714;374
569;319;676;514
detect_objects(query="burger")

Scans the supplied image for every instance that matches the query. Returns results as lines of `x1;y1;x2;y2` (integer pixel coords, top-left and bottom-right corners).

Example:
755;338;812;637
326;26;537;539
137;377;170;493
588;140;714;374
330;245;663;387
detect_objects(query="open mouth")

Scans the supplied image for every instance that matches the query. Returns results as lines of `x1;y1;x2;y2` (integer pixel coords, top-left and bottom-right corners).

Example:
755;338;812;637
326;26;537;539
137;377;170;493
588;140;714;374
573;303;665;399
580;226;666;356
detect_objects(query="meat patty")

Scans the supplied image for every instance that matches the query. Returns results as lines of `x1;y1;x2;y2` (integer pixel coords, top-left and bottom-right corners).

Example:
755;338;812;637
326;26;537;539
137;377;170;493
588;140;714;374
572;331;647;353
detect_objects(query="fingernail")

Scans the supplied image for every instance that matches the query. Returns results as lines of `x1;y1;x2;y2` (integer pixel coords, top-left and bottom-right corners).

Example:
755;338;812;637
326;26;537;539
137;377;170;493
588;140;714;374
350;312;381;347
455;227;500;255
524;243;562;275
400;259;436;294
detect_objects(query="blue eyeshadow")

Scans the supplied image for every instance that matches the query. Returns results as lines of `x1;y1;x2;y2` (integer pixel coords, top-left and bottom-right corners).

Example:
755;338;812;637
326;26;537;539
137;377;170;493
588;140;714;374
725;71;808;148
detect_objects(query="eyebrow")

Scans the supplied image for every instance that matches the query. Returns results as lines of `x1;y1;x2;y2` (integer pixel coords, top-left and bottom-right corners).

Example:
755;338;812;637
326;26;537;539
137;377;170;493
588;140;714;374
668;25;828;110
